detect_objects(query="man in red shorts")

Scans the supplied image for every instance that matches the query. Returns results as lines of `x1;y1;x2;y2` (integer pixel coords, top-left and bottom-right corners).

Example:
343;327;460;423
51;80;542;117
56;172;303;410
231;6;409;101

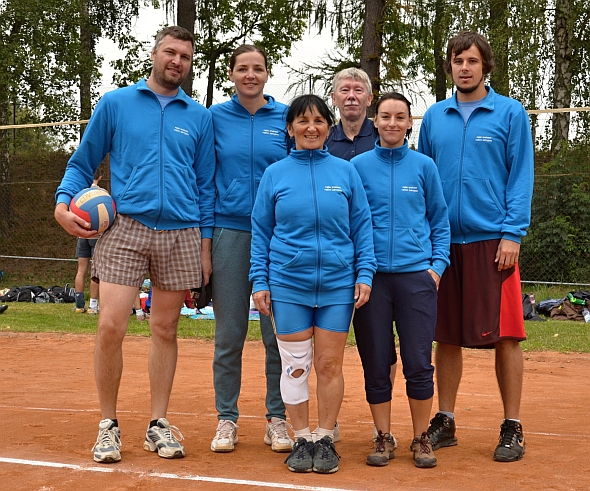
418;31;534;462
54;26;215;463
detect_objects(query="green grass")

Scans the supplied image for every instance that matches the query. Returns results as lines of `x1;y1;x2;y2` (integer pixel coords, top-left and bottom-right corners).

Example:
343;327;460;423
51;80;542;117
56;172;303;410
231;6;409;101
1;301;588;353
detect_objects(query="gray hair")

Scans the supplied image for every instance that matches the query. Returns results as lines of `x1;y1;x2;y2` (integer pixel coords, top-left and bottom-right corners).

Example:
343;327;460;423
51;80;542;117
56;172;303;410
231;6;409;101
332;67;372;95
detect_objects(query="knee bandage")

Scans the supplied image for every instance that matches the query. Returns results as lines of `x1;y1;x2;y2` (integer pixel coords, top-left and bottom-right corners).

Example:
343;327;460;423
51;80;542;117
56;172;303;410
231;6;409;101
276;338;313;405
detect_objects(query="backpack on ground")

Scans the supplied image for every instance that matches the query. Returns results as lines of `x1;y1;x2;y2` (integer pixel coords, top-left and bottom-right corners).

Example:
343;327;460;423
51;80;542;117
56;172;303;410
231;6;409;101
0;286;21;302
17;285;46;302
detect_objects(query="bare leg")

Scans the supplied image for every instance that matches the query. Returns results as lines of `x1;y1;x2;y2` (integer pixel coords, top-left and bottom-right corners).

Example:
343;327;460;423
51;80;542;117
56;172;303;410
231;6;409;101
75;257;90;293
434;342;463;412
95;282;138;419
370;401;391;434
148;287;186;420
409;397;434;437
90;278;99;301
495;339;523;420
313;329;348;430
285;401;310;431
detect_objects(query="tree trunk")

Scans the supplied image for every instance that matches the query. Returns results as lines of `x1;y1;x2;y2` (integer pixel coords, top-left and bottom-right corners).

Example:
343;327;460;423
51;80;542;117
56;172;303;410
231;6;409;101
551;0;573;152
177;0;196;97
80;0;93;139
489;0;509;96
433;0;447;102
360;0;385;117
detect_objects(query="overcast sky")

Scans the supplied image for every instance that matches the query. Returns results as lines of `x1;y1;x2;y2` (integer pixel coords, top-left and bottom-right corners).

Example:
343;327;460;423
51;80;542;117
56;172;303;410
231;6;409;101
96;4;335;106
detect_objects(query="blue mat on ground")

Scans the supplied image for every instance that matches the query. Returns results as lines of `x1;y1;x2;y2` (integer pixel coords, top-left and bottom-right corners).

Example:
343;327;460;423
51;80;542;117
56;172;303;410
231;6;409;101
181;306;260;321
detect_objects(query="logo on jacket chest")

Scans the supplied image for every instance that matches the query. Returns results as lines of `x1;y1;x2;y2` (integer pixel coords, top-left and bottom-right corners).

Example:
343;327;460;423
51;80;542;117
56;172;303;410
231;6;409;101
401;185;418;193
324;185;343;193
475;135;493;143
174;126;189;136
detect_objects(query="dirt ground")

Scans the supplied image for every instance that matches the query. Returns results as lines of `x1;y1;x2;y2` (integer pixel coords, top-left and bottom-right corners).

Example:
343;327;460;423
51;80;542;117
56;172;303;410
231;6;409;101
0;332;588;491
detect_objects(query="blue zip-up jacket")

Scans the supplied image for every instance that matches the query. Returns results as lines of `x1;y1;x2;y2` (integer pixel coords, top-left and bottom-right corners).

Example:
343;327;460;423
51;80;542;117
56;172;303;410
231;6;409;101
352;140;450;278
418;87;534;244
249;148;377;307
209;94;289;231
55;79;216;237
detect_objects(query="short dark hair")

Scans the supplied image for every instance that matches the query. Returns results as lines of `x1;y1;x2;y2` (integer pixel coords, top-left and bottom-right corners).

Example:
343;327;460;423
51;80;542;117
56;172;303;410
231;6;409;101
444;31;495;76
286;94;335;128
153;26;194;52
229;44;269;71
375;92;413;139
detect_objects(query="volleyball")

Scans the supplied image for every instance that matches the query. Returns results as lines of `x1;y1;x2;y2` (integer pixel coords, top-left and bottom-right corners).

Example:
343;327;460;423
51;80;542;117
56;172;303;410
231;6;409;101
70;187;117;234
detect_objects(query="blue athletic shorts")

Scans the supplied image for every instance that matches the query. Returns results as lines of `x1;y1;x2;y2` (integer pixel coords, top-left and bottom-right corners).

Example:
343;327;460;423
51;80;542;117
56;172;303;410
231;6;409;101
271;301;354;335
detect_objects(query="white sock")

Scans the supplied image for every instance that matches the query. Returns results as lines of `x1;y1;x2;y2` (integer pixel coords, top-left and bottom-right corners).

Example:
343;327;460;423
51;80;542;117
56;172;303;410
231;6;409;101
89;298;98;309
315;427;334;440
293;427;313;441
439;411;454;419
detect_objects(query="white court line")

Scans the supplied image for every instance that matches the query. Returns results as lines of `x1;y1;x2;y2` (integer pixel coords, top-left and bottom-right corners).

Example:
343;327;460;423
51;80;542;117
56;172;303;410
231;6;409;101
1;405;587;439
0;457;364;491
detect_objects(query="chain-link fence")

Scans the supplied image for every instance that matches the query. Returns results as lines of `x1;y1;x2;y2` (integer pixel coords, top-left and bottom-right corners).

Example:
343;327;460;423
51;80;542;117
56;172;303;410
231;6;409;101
1;88;589;287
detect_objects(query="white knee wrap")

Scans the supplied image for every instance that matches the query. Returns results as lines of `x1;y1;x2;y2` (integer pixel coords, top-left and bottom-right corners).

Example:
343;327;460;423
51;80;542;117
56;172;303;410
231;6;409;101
276;338;313;405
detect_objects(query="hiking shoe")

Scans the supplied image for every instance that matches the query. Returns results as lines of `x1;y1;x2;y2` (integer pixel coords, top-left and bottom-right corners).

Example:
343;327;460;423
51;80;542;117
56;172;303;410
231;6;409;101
211;419;238;452
87;307;99;315
311;421;341;443
367;431;395;466
264;417;294;452
411;432;437;468
427;413;458;450
92;419;121;463
284;438;314;473
373;425;398;449
493;420;525;462
312;436;340;474
143;418;185;459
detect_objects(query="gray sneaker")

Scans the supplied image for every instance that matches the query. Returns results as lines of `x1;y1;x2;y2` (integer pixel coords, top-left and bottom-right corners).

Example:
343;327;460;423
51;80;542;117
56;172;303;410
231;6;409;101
311;421;341;443
284;438;314;473
312;436;340;474
92;419;121;463
143;418;185;459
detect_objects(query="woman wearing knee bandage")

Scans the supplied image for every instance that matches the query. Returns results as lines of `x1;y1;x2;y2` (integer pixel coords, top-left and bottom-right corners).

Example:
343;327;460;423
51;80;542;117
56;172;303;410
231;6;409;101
249;94;377;474
351;93;450;468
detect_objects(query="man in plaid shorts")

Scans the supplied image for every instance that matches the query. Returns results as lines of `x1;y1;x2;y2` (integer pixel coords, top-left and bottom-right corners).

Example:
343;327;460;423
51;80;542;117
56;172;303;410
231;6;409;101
54;26;215;463
418;31;534;462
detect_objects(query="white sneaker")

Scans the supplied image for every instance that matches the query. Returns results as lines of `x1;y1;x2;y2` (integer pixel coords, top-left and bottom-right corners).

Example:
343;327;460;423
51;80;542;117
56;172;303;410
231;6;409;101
373;424;398;449
92;419;121;463
264;417;293;452
311;421;341;443
143;418;185;458
211;419;238;452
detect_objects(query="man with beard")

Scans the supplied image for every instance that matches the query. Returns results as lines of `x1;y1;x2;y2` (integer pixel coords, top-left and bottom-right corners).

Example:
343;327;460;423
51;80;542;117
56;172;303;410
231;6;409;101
418;31;534;463
55;26;215;464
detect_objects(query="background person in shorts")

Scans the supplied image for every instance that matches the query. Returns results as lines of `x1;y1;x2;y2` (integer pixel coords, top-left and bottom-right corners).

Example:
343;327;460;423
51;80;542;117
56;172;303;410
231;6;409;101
54;26;215;464
418;30;534;463
325;67;398;445
73;170;102;314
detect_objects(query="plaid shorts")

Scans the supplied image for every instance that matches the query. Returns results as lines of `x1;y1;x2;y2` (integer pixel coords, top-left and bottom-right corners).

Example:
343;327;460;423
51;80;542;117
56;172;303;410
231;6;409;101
92;214;202;291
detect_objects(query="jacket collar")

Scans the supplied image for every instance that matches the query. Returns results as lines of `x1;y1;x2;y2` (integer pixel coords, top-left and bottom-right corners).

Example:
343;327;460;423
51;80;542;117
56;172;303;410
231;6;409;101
136;78;191;106
445;85;495;114
289;146;332;163
374;139;410;162
230;93;276;112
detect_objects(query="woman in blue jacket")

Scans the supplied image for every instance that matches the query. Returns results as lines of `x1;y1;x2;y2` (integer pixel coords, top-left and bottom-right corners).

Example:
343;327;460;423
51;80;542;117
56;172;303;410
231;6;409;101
352;93;450;469
250;95;377;474
208;45;292;455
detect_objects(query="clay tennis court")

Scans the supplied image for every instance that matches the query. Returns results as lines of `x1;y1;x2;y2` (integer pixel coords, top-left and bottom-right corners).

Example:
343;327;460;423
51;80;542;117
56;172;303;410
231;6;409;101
1;332;588;490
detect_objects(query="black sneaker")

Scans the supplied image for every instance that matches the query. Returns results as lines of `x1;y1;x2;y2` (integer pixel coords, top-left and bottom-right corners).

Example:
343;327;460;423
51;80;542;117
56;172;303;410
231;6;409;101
284;438;314;473
427;413;458;450
312;436;340;474
494;420;525;462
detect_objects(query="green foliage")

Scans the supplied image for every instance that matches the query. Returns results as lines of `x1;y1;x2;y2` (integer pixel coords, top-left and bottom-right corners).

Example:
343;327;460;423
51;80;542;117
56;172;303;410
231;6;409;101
1;302;588;352
521;143;590;283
